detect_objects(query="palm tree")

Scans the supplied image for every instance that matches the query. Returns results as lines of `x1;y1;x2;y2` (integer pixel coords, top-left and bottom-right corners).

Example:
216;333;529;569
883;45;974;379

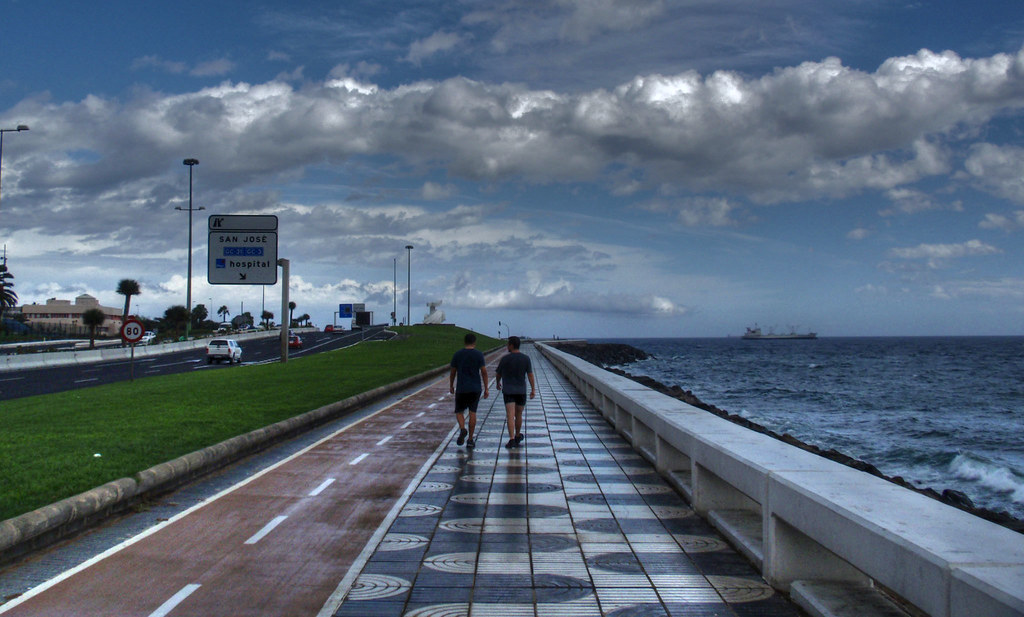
82;308;106;349
162;305;189;335
116;279;141;321
298;313;310;327
217;305;230;323
261;310;274;328
0;261;17;329
288;301;297;327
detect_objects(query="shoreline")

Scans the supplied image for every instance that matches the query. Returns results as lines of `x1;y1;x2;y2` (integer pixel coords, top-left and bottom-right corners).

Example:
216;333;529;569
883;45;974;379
550;341;1024;534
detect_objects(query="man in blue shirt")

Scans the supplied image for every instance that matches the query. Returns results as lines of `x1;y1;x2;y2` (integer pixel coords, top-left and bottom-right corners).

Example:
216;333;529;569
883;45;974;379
449;332;489;448
495;336;535;449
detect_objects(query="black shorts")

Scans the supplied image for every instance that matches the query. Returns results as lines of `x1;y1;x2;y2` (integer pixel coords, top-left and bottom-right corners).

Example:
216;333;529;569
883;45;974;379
454;392;481;414
503;393;527;406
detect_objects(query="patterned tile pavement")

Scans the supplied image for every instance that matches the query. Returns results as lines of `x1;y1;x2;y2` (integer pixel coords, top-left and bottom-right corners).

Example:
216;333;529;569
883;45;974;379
332;346;806;617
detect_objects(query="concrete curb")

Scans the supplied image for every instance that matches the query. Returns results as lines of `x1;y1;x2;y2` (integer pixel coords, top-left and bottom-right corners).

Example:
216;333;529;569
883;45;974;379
0;361;450;565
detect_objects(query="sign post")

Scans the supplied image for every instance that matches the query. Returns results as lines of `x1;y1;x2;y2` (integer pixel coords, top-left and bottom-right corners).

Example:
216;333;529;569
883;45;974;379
121;317;145;381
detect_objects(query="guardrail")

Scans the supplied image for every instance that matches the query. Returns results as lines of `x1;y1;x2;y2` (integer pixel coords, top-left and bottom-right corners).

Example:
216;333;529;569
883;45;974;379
0;328;317;373
538;343;1024;617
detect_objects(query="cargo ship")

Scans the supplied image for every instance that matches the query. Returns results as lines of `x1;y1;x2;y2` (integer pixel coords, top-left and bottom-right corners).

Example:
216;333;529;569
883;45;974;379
741;324;817;340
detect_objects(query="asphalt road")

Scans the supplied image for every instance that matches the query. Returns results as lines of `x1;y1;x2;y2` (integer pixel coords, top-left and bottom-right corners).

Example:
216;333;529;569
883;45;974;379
0;326;391;402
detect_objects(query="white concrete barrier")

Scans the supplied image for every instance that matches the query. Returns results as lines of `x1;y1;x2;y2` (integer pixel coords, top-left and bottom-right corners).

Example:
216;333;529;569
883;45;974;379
538;343;1024;617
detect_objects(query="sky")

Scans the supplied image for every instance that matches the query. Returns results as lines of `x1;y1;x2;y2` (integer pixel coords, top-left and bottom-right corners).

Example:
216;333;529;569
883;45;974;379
1;0;1023;338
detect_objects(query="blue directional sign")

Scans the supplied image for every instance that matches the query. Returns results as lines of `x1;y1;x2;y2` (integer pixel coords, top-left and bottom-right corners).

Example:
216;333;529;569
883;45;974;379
339;304;353;318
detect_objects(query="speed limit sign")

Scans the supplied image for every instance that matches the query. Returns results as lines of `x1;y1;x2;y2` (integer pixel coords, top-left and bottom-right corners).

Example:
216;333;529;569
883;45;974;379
121;317;145;344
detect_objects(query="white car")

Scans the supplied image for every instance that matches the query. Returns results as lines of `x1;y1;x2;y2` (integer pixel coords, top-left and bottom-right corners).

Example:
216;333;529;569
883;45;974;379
139;332;156;345
206;339;242;364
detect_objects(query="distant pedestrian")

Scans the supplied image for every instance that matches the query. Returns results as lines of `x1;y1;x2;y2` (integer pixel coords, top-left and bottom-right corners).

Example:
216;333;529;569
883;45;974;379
495;336;535;449
449;332;489;448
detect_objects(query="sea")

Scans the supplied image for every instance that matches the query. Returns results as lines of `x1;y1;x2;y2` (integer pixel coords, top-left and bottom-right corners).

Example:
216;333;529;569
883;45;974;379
593;336;1024;520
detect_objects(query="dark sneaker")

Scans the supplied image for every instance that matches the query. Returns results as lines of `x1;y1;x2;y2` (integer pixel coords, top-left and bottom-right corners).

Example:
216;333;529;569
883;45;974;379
515;433;524;444
505;439;516;449
457;428;468;446
466;438;476;448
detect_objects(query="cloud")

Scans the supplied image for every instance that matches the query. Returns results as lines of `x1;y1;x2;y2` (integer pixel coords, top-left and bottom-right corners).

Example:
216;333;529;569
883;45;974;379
130;56;235;77
406;31;465;65
963;143;1024;204
929;278;1024;300
887;239;1001;266
421;182;458;200
847;227;872;240
979;210;1024;231
879;187;961;216
190;59;235;77
556;0;667;42
637;197;742;227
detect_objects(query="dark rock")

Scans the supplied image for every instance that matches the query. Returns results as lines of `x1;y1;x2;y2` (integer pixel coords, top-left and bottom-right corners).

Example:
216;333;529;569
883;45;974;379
942;489;975;510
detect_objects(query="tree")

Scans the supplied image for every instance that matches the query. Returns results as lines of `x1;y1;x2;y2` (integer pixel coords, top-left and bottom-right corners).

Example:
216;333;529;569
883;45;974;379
0;261;17;330
82;308;106;349
298;313;310;327
116;279;141;321
162;305;189;333
191;304;208;328
231;312;253;329
261;310;274;328
288;301;297;327
217;305;230;322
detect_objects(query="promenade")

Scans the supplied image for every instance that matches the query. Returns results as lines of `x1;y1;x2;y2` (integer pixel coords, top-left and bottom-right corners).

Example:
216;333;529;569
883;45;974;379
0;346;803;616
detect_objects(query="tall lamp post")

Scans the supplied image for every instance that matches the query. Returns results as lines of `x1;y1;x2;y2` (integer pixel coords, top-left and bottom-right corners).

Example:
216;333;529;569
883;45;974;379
176;158;203;340
405;244;413;326
393;257;397;326
0;124;30;221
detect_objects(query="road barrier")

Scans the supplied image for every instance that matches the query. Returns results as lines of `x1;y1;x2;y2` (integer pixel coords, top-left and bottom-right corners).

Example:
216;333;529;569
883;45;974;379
538;342;1024;617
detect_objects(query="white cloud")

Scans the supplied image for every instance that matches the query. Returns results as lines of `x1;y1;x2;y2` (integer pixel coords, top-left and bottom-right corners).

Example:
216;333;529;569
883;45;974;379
847;227;872;240
406;31;464;65
887;239;1001;265
131;55;187;74
979;210;1024;231
421;182;458;200
190;59;235;77
963;143;1024;204
556;0;666;41
638;197;742;227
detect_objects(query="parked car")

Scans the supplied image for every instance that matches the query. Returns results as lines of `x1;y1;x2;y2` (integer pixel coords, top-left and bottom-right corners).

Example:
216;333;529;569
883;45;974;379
206;339;242;364
215;323;232;334
288;335;303;349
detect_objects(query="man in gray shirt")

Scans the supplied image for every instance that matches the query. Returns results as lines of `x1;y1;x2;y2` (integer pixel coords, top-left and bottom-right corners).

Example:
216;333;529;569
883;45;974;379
495;336;536;449
449;332;489;448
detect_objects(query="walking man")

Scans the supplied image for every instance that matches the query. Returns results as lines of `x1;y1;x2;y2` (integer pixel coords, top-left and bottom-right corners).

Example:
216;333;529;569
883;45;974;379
449;332;489;448
495;336;535;449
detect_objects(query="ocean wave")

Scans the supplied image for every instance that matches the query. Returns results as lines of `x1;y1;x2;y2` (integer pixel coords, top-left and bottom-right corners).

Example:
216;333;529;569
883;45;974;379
950;453;1024;503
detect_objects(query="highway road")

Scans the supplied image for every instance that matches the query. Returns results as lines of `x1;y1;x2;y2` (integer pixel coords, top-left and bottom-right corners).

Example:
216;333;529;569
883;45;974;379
0;326;391;402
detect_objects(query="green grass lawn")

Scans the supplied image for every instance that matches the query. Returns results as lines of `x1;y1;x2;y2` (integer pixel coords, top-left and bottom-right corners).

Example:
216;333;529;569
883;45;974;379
0;326;502;522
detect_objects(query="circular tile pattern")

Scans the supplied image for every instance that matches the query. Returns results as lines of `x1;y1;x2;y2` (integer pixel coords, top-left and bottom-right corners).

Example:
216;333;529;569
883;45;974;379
674;534;728;553
347;573;410;600
530;534;579;552
586;551;645;573
567;493;608;504
449;492;490;504
429;465;464;473
707;576;776;603
575;518;622;533
607;605;669;617
438;518;483;533
403;604;469;617
649;505;693;519
423;552;477;574
378;533;429;551
417;481;454;493
634;483;672;495
400;503;443;517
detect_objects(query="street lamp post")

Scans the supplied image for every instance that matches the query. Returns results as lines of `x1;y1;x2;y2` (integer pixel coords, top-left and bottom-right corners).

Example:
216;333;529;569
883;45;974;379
0;124;30;221
405;245;413;326
176;158;203;340
393;257;397;326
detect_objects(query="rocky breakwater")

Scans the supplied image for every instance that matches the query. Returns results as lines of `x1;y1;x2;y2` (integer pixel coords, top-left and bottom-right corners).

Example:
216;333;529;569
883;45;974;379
550;341;1024;534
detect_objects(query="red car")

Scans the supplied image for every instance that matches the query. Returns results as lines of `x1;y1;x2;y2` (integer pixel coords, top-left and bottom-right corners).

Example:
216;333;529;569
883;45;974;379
288;335;303;349
323;325;334;332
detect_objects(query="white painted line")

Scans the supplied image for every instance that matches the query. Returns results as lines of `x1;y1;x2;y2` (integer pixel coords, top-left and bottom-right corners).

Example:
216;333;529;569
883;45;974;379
316;425;459;617
416;412;425;417
400;421;412;429
0;376;25;382
148;584;201;617
427;403;437;409
244;515;288;545
309;478;336;497
376;435;393;446
349;453;369;465
74;378;99;384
